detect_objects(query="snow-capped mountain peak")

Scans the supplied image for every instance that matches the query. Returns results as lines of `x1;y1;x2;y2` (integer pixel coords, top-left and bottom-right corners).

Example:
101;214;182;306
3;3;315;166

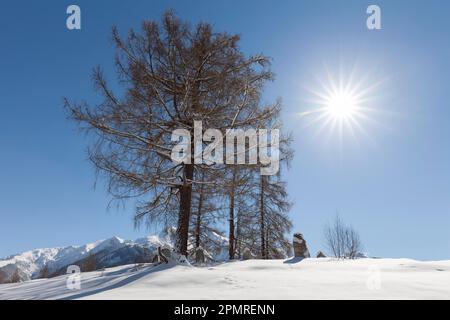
0;228;231;284
0;234;170;283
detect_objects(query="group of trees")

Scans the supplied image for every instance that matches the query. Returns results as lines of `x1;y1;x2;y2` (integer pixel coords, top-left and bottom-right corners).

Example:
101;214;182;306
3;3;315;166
81;254;98;272
65;11;293;260
0;269;21;284
0;271;8;284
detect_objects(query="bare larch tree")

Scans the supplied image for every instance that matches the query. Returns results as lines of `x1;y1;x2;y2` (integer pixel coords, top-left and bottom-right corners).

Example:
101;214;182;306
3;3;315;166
65;11;280;256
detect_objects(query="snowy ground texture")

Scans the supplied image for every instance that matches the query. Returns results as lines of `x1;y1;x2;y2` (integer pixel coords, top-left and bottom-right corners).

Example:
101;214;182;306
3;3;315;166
1;257;449;300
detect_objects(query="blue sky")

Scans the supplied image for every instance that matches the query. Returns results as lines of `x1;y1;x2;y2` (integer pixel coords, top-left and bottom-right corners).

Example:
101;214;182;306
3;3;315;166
0;0;449;260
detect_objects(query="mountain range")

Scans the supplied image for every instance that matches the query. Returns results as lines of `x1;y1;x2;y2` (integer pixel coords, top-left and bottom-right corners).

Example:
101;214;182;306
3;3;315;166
0;228;228;283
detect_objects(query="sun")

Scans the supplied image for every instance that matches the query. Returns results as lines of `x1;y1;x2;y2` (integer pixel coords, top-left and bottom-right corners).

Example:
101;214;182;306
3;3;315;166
297;65;383;143
325;90;358;120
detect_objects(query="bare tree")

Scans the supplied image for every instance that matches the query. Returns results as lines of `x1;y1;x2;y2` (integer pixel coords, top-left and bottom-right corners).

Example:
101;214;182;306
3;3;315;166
39;263;50;279
65;11;281;257
82;253;97;272
189;169;224;256
324;214;363;259
344;227;362;259
10;269;21;283
225;165;253;260
0;271;7;284
257;174;293;259
234;168;293;260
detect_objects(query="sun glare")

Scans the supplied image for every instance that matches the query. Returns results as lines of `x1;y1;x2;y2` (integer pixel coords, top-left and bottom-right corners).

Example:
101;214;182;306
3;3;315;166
325;90;358;120
297;65;383;143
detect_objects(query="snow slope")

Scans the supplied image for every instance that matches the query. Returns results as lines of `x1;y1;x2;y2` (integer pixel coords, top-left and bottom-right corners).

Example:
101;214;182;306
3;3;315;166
0;228;229;283
0;236;152;281
1;258;449;300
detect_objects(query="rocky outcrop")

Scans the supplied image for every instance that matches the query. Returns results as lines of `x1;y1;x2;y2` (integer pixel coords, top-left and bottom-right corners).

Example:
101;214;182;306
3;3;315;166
242;248;253;260
316;251;326;258
293;233;310;258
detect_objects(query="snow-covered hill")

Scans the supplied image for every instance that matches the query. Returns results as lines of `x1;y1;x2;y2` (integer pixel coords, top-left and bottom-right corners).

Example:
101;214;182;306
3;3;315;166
0;258;449;300
0;228;228;283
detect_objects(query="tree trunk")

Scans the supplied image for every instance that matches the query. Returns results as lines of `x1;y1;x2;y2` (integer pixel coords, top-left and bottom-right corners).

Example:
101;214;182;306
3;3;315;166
228;168;237;260
228;192;235;260
176;163;194;256
260;175;266;259
195;182;204;248
236;209;241;258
